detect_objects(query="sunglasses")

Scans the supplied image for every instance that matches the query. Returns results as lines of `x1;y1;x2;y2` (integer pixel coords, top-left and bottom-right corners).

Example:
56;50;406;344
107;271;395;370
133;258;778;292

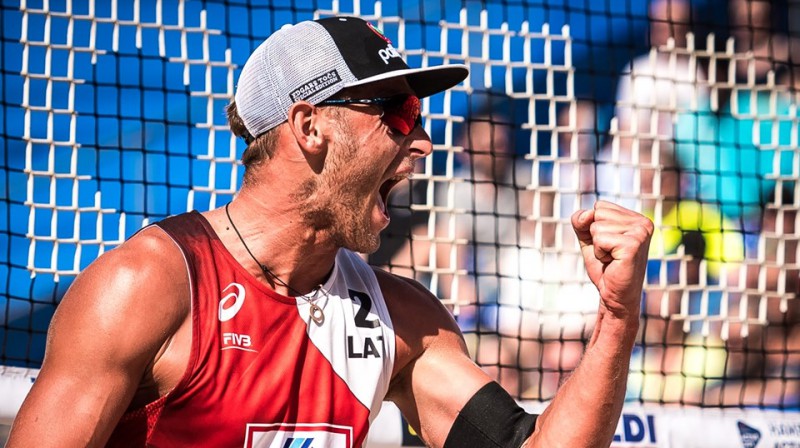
318;94;423;136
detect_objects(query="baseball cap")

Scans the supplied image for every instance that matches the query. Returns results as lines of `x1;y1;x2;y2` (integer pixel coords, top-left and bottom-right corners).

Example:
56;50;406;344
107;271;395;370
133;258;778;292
234;16;469;139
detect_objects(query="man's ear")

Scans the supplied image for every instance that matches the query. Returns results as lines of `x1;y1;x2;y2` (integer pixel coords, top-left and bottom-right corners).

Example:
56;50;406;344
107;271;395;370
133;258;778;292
286;101;328;158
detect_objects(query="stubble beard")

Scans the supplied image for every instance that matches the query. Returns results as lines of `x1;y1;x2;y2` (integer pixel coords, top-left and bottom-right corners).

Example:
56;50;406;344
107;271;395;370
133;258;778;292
295;123;383;254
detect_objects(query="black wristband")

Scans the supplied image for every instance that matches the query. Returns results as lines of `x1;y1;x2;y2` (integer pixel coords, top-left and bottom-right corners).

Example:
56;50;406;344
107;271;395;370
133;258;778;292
443;381;538;448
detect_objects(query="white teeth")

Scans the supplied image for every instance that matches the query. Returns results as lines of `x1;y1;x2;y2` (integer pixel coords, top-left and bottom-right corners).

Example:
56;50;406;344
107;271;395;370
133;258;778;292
377;194;386;213
390;173;409;182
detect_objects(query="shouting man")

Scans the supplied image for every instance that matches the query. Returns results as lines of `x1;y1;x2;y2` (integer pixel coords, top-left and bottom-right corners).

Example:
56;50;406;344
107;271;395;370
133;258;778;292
9;16;653;448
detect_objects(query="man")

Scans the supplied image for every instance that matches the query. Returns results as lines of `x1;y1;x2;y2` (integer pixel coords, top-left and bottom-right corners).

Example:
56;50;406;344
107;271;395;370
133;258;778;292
8;16;653;448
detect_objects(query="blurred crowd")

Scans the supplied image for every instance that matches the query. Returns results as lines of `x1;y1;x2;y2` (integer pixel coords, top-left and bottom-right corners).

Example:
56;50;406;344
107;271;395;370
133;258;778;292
371;0;799;409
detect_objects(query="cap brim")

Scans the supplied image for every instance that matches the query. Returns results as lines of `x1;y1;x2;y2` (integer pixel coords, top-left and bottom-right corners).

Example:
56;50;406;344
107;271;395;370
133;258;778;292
344;64;469;98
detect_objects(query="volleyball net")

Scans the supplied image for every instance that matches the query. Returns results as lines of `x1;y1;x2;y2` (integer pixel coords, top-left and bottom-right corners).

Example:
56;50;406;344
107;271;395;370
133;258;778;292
1;0;799;446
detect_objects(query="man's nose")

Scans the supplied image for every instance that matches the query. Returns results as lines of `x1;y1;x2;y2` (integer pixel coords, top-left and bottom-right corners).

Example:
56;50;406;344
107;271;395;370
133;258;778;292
407;125;433;160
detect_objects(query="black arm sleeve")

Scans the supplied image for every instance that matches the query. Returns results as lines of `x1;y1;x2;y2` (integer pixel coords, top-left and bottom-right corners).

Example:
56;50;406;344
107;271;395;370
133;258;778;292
443;381;538;448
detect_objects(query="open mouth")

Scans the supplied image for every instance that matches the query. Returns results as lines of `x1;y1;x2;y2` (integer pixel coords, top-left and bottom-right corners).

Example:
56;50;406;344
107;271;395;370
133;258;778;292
378;174;408;215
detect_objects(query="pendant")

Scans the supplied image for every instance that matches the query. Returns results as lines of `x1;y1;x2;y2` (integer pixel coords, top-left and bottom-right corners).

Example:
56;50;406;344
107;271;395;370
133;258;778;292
309;303;325;325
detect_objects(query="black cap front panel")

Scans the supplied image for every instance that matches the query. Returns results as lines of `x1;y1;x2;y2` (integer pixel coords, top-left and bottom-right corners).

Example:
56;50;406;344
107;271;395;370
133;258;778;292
316;17;410;81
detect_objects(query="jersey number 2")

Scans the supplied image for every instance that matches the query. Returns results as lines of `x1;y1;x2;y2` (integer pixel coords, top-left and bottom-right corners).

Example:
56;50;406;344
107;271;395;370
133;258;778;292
349;289;379;328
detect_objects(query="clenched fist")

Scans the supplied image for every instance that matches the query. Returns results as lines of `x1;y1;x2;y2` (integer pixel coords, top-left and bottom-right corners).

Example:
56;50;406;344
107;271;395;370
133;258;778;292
571;201;654;319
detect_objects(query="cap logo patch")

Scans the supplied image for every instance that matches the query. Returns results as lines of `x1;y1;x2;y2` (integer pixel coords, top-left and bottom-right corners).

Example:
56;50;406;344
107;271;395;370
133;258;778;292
367;22;392;44
290;69;342;102
378;44;402;65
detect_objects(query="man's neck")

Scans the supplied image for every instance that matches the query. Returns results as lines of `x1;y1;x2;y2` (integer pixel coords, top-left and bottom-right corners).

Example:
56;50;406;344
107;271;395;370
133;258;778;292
210;186;340;296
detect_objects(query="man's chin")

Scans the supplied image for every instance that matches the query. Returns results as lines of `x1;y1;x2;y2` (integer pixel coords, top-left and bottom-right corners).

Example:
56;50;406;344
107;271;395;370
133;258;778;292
338;230;382;255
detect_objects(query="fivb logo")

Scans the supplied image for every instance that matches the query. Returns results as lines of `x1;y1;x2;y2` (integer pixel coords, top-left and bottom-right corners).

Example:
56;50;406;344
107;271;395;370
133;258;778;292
244;423;352;448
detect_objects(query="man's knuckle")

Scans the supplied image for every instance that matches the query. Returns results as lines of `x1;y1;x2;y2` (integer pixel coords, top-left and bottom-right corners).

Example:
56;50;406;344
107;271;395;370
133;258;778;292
641;218;655;234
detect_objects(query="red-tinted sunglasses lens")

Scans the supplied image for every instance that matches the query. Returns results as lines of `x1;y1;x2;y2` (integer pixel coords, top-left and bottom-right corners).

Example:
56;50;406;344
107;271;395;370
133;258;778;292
380;95;422;136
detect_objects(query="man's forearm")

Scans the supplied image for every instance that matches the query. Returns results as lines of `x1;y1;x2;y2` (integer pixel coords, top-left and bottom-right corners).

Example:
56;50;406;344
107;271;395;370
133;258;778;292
527;306;639;447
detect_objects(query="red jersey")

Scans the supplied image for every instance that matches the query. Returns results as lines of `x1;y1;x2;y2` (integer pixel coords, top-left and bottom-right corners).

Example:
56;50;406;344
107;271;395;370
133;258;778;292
107;211;396;447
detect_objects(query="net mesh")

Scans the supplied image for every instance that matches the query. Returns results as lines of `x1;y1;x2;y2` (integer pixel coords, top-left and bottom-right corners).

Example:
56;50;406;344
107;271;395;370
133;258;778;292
1;0;798;416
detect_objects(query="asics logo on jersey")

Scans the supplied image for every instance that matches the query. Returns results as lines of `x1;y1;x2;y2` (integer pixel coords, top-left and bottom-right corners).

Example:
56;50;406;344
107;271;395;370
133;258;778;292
219;282;246;322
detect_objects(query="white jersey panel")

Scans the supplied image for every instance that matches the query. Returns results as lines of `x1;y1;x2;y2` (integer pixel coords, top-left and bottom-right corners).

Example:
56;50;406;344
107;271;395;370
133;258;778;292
295;249;396;422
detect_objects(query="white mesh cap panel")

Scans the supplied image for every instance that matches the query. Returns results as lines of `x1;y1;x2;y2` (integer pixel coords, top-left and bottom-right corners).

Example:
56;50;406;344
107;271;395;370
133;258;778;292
234;21;358;137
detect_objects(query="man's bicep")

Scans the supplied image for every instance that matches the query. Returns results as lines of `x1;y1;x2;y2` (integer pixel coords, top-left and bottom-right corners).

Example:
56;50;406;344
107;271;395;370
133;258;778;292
8;229;189;446
10;356;143;447
389;328;495;448
381;271;538;448
391;346;539;448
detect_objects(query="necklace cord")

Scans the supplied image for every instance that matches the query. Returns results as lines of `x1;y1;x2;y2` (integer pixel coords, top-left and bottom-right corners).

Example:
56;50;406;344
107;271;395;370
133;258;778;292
225;202;329;325
224;202;303;297
223;202;327;325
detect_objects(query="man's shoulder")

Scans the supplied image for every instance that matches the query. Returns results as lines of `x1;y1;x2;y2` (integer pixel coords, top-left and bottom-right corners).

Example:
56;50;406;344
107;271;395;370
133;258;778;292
372;268;441;307
370;267;472;396
101;225;186;274
370;267;461;338
71;225;191;318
